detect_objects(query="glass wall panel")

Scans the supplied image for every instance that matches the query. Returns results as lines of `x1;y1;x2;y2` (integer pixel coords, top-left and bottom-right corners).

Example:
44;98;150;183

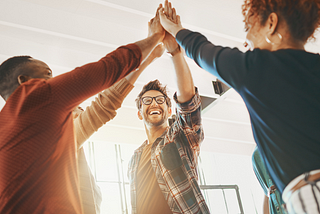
224;189;241;214
124;183;131;214
201;189;228;213
119;143;138;183
92;141;118;181
98;182;123;214
199;150;264;214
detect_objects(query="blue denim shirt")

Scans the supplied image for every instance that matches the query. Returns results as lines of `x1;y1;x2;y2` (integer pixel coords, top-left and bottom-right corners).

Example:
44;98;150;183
252;147;287;214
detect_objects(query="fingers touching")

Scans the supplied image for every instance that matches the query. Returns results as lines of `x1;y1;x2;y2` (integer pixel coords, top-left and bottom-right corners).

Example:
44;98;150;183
163;0;176;23
148;4;165;39
148;1;183;50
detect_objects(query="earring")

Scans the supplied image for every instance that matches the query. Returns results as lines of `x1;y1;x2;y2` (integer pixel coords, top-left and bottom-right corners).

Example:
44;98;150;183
265;33;282;45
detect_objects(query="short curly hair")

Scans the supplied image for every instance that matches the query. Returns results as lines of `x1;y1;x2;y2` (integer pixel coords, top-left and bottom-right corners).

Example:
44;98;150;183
135;79;172;110
242;0;320;43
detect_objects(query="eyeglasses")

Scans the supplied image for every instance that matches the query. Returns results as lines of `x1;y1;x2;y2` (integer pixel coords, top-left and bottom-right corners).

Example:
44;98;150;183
141;95;166;105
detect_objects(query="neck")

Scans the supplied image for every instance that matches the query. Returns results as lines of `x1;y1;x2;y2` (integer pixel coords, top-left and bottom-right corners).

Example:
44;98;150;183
144;123;168;144
271;39;305;51
271;27;305;51
0;88;16;101
0;81;20;101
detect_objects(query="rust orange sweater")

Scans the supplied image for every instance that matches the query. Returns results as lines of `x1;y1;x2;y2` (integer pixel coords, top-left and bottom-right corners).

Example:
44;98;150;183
0;44;141;214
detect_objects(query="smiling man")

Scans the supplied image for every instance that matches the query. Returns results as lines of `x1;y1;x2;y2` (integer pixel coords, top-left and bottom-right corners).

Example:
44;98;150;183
127;3;209;214
128;67;209;214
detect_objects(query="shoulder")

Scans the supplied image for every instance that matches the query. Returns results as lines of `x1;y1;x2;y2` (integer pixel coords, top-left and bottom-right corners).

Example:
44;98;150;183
21;79;49;91
9;79;52;104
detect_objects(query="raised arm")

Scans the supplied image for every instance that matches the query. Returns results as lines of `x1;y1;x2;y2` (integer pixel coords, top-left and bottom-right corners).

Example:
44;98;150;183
162;0;195;103
46;5;166;115
74;44;165;148
126;42;165;85
161;1;203;154
135;4;165;62
74;78;131;148
159;0;223;81
160;0;248;90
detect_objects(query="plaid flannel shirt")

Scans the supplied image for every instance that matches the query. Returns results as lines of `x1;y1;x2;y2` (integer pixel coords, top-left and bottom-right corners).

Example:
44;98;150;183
128;89;210;214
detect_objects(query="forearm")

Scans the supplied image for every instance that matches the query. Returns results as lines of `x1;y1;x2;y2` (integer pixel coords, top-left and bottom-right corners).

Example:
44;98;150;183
125;45;162;85
74;78;133;147
171;27;184;38
263;195;269;214
171;51;195;103
50;44;141;111
134;33;163;63
174;89;203;148
176;29;224;79
177;29;251;92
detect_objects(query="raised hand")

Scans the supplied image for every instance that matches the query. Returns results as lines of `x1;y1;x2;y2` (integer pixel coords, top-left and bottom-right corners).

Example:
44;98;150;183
164;0;177;24
159;0;184;37
161;0;180;54
148;4;165;41
135;4;165;61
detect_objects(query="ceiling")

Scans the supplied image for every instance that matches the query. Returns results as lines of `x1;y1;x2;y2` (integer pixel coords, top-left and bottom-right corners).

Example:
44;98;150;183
0;0;319;156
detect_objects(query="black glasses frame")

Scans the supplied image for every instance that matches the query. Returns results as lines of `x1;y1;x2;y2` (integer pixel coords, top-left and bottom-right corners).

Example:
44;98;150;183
141;95;167;105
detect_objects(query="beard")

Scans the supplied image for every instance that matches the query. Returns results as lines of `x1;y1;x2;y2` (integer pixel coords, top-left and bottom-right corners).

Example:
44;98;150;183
143;106;169;127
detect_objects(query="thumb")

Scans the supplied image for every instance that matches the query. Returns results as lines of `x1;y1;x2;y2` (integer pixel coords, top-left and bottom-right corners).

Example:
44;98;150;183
158;8;165;18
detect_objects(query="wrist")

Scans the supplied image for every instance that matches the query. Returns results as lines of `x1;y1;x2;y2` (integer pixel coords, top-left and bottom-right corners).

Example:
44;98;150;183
171;27;184;38
151;32;165;43
167;45;181;57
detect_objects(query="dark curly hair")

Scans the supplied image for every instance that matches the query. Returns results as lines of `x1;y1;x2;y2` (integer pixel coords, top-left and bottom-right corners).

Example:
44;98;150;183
135;79;172;110
242;0;320;42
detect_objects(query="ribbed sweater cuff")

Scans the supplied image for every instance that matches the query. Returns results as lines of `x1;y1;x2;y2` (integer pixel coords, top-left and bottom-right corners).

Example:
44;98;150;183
113;78;134;97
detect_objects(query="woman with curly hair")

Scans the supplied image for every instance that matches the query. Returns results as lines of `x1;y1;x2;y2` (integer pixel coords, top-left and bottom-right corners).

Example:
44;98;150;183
159;0;320;213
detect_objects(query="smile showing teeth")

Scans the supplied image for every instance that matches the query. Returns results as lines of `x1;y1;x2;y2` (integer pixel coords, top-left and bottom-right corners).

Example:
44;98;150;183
149;110;160;115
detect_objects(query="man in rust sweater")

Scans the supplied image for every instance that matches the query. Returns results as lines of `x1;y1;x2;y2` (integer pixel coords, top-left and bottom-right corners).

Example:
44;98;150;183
0;9;165;213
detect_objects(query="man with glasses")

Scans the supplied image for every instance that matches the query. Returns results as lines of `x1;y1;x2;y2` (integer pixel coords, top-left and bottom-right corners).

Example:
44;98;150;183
127;9;210;213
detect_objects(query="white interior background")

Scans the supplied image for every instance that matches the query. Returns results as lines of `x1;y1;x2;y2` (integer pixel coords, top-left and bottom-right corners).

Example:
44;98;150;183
0;0;319;213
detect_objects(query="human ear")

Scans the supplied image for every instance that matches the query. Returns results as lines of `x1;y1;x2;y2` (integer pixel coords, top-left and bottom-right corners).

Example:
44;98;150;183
17;75;31;85
168;108;172;117
137;110;143;120
267;12;279;35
